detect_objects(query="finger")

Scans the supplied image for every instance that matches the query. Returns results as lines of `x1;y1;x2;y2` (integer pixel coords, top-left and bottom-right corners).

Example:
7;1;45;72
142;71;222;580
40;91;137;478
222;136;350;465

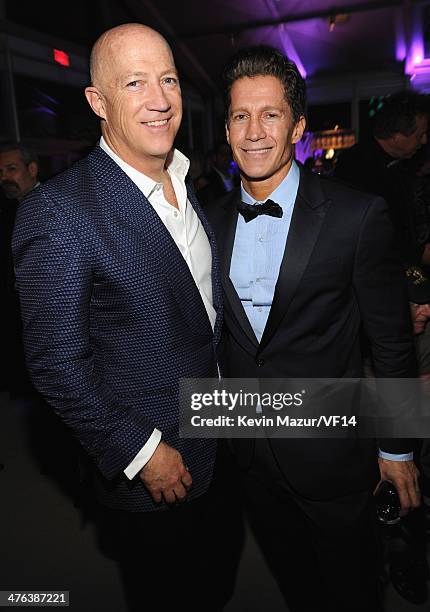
403;465;421;510
395;481;412;515
173;482;188;502
373;479;383;496
407;478;421;509
181;469;193;488
163;489;177;505
397;481;420;515
149;489;162;504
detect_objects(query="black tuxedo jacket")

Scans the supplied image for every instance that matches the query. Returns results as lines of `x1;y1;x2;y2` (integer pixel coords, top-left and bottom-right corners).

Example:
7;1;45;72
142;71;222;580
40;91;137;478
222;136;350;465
205;166;416;501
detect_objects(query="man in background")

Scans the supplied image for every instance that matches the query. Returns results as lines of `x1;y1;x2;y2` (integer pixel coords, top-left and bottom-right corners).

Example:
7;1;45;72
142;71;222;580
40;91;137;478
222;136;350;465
335;92;428;267
198;140;236;206
0;143;39;394
0;142;39;202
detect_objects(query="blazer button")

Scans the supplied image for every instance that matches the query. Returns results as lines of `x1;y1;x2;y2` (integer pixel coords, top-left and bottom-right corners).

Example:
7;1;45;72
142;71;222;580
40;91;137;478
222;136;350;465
256;358;265;367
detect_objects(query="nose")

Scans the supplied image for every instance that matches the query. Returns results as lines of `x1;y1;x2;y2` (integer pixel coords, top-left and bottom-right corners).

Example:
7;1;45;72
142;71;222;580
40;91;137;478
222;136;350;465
245;115;266;141
145;82;171;112
422;132;428;146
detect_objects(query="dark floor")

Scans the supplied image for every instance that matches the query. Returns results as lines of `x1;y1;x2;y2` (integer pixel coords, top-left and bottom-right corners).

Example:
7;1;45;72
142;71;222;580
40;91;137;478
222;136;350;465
0;391;428;612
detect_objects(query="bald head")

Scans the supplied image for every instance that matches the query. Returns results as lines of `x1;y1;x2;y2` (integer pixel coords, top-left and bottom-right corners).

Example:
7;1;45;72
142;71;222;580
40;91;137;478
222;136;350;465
85;22;182;178
90;23;172;90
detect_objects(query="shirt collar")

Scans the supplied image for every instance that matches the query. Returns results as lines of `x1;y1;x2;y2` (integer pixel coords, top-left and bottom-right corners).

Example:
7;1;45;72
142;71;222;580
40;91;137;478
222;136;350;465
240;159;300;210
99;136;190;198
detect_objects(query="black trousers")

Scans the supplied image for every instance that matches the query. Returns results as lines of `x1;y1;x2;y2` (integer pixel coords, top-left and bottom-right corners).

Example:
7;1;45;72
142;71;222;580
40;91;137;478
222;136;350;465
96;441;244;612
243;438;382;612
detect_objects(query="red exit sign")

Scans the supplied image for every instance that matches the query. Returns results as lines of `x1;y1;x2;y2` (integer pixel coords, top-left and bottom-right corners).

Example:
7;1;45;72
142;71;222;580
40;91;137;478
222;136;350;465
54;49;70;67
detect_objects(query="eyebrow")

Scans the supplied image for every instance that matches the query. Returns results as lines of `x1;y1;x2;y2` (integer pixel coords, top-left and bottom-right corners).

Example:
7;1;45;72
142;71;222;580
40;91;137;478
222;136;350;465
122;69;179;81
230;105;283;113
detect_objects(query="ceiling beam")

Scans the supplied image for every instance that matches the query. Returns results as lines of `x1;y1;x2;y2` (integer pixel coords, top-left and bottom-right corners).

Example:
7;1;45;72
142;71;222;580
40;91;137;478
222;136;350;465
263;0;307;77
181;0;430;39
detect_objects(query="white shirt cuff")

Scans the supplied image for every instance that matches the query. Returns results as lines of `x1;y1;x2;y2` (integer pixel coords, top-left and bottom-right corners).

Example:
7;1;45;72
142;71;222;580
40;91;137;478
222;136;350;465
378;450;414;462
123;428;162;480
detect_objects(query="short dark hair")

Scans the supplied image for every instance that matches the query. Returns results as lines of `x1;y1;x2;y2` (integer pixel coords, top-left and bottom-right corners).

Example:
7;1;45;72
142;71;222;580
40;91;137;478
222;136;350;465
372;92;428;139
222;45;306;124
0;141;38;166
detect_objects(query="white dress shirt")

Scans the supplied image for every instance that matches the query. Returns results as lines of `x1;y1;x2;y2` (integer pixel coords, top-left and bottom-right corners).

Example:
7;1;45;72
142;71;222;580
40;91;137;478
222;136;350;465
99;137;216;479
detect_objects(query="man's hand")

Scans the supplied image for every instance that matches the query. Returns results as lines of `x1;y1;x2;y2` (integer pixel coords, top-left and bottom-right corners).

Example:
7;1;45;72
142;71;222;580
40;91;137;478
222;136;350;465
140;441;192;504
376;458;420;515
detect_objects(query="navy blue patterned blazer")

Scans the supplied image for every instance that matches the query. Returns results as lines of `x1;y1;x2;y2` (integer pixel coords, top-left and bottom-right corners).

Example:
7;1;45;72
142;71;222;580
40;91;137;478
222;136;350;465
12;145;222;512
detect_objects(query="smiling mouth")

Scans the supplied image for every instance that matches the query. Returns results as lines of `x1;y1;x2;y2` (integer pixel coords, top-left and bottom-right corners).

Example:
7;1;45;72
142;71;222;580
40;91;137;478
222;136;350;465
142;119;169;127
243;148;272;154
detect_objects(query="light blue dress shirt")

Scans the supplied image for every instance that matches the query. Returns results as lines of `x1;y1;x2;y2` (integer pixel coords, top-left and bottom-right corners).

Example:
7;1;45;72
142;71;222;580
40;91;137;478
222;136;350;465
230;161;299;343
229;160;411;463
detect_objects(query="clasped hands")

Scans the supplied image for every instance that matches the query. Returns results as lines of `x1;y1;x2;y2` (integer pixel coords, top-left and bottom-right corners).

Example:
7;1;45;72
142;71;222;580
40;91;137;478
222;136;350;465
139;441;192;504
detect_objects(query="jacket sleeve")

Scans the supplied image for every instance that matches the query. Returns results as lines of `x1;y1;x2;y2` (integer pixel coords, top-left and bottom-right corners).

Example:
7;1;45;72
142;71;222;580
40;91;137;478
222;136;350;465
352;195;417;455
12;188;156;480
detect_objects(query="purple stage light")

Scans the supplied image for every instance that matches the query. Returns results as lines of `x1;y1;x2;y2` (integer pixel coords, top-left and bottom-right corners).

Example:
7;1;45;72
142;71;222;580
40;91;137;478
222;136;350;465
404;13;425;76
405;38;424;75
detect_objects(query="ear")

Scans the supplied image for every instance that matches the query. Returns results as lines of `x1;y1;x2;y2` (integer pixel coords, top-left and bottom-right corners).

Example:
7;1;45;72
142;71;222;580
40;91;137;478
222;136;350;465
85;86;107;120
292;115;306;145
28;161;38;179
225;121;231;146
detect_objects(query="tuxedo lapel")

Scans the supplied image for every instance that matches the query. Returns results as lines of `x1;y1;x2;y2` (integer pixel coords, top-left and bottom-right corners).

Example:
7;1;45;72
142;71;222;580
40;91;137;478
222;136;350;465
186;177;223;344
88;146;213;337
216;190;259;348
259;168;331;352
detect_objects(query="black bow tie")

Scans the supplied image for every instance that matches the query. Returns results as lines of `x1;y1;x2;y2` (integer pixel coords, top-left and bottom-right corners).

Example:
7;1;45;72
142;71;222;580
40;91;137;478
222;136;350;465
237;198;283;223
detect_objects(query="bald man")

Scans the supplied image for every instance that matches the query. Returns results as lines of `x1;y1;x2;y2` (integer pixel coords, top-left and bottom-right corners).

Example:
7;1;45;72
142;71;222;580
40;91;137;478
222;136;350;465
12;24;241;611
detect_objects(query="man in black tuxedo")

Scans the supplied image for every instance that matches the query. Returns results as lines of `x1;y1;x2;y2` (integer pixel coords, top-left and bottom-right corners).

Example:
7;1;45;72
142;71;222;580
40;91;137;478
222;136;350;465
204;45;420;612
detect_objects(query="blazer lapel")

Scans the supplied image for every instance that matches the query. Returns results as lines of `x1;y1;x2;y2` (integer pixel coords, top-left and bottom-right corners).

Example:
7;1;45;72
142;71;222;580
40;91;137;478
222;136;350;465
88;146;213;337
216;190;259;348
259;167;332;352
186;177;223;344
